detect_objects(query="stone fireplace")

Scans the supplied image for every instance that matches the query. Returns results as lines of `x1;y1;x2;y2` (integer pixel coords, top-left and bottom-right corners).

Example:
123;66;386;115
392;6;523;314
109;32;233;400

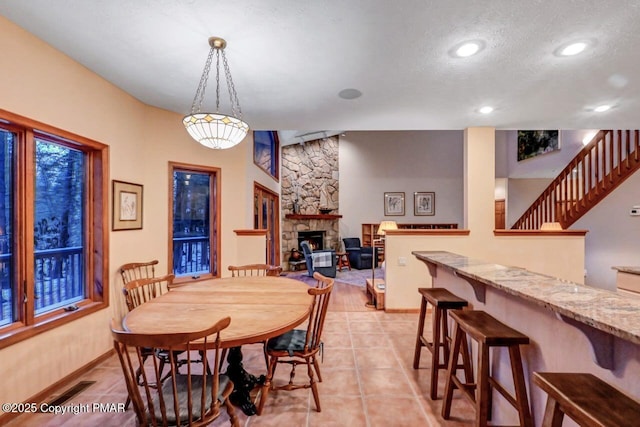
281;136;341;270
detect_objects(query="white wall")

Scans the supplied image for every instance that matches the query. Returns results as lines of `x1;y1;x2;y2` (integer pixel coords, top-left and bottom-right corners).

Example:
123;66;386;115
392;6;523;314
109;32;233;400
506;178;552;227
339;130;464;240
501;129;640;291
574;171;640;290
505;129;594;178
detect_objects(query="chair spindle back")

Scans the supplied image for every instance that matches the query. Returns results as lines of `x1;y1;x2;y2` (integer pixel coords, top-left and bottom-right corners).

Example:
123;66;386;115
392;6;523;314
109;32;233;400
228;264;282;277
120;260;159;284
112;316;235;426
122;274;174;312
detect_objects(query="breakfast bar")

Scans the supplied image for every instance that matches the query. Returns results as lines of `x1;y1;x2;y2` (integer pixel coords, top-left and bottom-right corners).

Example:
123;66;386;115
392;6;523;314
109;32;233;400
413;250;640;426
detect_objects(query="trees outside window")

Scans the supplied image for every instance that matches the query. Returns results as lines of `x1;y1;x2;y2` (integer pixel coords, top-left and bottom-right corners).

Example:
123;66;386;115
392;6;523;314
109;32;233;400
169;162;220;282
0;130;14;327
34;139;85;314
0;111;108;348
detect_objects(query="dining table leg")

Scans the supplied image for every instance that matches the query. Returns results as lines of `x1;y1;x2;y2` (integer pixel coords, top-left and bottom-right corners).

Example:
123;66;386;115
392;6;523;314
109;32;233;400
225;346;265;416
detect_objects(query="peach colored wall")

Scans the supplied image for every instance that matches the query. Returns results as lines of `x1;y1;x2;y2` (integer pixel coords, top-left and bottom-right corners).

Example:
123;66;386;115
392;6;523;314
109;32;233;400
229;234;268;275
464;127;496;236
385;232;585;310
0;16;265;405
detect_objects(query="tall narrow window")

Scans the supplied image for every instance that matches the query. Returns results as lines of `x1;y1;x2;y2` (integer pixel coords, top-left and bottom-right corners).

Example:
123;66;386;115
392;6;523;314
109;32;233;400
169;163;220;281
34;138;85;314
0;129;14;327
0;110;108;349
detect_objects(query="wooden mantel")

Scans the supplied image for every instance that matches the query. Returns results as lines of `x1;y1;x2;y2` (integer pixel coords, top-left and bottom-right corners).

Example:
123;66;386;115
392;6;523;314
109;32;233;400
285;214;342;220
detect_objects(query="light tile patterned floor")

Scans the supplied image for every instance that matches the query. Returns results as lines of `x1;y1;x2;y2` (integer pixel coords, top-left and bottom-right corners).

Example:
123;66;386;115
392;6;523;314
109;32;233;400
6;283;475;427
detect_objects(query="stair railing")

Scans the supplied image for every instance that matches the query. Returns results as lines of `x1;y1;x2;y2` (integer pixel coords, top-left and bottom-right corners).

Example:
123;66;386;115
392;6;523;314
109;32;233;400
512;130;640;230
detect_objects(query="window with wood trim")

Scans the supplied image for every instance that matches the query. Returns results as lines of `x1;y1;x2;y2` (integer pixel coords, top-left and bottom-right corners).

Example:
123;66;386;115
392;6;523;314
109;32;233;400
0;110;108;349
253;131;279;181
169;162;220;282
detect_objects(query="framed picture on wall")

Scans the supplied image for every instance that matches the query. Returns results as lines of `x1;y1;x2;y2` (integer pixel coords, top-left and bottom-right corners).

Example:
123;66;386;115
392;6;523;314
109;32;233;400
112;180;143;230
414;192;435;216
517;130;560;161
384;192;405;216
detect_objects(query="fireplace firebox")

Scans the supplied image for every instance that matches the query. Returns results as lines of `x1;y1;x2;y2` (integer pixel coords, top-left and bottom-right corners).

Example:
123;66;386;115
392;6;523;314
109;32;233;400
297;230;325;251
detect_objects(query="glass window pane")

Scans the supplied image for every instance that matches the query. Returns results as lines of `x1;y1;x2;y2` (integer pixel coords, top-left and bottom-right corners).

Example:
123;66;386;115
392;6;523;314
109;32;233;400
172;171;211;276
0;130;14;327
34;139;85;314
253;130;279;179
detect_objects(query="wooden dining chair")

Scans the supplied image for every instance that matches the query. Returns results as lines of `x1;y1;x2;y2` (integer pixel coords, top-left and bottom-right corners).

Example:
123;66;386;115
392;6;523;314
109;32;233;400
120;259;159;284
257;272;334;415
122;274;174;311
228;264;282;277
112;317;239;427
121;274;176;410
222;264;282;371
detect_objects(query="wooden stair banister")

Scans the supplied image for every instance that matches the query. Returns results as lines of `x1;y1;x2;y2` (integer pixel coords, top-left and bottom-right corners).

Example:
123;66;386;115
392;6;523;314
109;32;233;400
512;130;640;230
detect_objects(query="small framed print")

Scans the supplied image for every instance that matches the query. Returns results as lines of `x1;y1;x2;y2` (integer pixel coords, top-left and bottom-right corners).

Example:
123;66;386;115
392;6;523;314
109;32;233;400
414;192;435;216
384;192;405;216
112;180;143;230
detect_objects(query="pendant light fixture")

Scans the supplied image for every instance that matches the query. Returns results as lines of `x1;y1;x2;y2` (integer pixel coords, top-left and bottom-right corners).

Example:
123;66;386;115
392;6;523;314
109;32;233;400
183;36;249;149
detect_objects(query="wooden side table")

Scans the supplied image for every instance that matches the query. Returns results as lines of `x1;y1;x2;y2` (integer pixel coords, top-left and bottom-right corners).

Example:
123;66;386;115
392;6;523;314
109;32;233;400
336;252;351;271
365;278;385;310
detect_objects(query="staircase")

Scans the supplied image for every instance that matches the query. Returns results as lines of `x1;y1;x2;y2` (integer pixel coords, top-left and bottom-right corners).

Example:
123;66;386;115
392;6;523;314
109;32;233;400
512;130;640;230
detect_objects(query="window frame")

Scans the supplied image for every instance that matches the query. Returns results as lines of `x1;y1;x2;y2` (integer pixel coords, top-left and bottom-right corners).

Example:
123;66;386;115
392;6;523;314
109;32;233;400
168;161;221;284
253;131;280;181
0;109;109;350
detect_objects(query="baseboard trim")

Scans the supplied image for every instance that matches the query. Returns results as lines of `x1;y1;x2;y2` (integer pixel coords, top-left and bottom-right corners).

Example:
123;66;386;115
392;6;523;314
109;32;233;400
384;308;420;313
0;348;115;424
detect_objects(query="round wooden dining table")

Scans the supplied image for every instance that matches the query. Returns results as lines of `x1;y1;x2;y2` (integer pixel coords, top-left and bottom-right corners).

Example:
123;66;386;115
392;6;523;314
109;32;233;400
123;275;314;415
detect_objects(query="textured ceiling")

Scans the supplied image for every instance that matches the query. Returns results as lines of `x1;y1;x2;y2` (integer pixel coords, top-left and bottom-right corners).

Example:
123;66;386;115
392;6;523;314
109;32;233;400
1;0;640;141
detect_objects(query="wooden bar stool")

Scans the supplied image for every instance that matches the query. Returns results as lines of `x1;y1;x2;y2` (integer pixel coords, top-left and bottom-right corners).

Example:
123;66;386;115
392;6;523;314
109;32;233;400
442;310;533;427
413;287;470;399
533;372;640;427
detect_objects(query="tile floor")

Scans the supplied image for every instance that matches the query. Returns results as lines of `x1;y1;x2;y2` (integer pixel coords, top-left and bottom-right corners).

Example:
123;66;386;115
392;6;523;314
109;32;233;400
6;282;476;427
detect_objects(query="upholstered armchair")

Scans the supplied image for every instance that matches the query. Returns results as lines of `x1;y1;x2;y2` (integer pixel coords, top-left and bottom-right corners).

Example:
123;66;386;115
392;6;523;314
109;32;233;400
300;241;337;278
342;238;378;270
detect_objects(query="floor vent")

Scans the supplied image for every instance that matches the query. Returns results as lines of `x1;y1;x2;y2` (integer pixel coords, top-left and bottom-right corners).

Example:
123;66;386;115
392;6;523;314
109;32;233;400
46;381;96;406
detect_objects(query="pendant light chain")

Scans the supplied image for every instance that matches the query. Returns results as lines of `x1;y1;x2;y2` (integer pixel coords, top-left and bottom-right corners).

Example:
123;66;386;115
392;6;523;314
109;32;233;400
221;49;242;119
215;49;221;112
182;36;249;150
190;46;216;114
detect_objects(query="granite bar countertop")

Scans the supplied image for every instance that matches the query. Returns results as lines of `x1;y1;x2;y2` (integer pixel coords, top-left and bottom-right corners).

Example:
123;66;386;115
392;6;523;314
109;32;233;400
612;266;640;276
413;250;640;346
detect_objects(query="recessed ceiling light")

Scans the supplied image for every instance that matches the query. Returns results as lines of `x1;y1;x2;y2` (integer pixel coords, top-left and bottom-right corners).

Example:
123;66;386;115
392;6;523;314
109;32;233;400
338;88;362;100
479;106;494;114
554;40;594;57
449;40;485;58
560;42;587;56
594;104;611;112
456;42;480;57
